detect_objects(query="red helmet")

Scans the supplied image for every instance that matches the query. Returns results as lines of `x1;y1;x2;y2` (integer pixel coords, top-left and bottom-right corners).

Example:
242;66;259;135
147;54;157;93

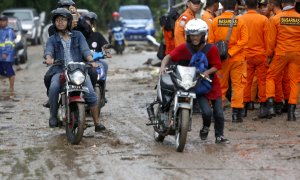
112;11;120;17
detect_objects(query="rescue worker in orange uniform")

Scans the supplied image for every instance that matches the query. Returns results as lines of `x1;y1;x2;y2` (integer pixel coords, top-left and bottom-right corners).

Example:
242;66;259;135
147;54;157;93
266;0;300;121
174;0;201;47
208;0;249;122
242;0;269;118
258;0;271;17
202;0;220;30
162;9;179;55
267;0;289;115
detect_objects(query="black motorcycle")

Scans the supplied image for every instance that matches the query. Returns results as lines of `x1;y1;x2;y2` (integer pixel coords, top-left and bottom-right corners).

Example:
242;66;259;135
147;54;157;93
146;65;211;152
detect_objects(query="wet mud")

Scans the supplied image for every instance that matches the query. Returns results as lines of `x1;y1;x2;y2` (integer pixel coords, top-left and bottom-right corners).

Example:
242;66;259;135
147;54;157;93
0;45;299;179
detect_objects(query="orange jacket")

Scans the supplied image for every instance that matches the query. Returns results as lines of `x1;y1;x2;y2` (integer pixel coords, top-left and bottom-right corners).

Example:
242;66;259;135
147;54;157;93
266;9;282;56
174;8;195;47
201;10;214;38
268;8;300;56
241;10;269;57
163;28;175;55
208;11;248;61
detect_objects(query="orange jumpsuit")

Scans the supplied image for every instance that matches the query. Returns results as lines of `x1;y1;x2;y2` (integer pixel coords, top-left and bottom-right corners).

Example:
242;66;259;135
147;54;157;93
242;10;269;103
163;28;175;55
266;8;300;105
201;9;214;38
174;8;195;47
268;9;290;103
208;11;249;108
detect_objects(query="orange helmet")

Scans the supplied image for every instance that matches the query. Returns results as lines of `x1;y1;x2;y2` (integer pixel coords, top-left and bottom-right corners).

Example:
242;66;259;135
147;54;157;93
112;11;120;17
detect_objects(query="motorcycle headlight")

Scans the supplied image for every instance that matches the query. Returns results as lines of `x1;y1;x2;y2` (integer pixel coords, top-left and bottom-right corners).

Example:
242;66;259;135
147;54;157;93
177;74;197;91
69;70;85;85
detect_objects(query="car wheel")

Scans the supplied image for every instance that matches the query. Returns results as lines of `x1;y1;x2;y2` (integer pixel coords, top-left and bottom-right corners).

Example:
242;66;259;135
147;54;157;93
31;36;38;45
20;51;28;64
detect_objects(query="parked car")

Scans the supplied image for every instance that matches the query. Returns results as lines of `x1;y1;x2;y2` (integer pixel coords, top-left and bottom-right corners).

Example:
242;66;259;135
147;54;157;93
1;8;45;45
7;17;28;64
119;5;156;41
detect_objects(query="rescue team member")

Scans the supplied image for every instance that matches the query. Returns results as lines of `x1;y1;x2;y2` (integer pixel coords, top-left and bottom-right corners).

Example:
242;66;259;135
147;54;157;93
208;0;249;123
266;0;300;121
201;0;220;30
267;0;288;115
162;9;179;55
174;0;201;47
0;15;16;98
242;0;269;118
258;0;271;17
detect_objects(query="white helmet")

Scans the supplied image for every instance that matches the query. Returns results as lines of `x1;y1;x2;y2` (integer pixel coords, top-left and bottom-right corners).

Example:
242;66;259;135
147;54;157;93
184;18;208;36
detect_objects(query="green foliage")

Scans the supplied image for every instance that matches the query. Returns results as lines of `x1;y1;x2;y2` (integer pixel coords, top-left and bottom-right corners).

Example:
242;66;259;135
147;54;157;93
0;0;169;32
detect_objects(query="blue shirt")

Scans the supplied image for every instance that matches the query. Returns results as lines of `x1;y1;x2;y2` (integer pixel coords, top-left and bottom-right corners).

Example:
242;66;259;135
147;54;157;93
44;30;92;74
0;26;15;62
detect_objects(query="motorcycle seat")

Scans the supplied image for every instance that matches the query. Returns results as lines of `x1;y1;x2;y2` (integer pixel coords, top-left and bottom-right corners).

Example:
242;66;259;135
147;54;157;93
160;74;175;92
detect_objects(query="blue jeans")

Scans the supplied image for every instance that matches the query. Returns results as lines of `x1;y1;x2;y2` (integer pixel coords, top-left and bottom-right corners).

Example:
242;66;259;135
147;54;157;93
196;96;225;137
49;73;98;119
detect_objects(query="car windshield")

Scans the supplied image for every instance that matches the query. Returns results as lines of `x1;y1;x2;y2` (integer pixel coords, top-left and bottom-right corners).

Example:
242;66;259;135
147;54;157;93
120;9;151;19
3;12;32;21
8;21;19;31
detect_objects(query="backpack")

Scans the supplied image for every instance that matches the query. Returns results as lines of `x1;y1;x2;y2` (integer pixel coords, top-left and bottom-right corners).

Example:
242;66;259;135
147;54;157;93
159;8;179;31
188;44;213;95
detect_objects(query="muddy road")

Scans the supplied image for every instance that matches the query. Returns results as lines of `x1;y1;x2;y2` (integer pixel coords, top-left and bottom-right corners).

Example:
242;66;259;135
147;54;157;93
0;44;300;179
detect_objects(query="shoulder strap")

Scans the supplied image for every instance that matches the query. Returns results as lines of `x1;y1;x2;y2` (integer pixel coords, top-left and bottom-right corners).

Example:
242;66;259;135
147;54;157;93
226;15;236;43
201;43;213;55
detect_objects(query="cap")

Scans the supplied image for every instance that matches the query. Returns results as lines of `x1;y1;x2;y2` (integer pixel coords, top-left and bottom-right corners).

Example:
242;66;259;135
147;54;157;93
0;15;8;21
258;0;268;5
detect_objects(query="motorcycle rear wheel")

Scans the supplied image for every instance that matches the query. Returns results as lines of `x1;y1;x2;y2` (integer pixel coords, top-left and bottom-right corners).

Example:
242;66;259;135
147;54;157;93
66;103;86;145
175;109;189;152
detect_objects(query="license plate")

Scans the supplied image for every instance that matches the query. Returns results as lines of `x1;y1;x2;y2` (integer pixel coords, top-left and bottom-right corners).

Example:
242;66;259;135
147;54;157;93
67;85;89;93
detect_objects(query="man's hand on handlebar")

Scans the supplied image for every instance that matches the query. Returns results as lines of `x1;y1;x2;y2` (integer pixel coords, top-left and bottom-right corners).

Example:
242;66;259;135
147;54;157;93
45;58;54;65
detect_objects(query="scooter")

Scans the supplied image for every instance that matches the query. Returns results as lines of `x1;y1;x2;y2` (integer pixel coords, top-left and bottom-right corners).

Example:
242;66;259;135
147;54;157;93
111;26;125;54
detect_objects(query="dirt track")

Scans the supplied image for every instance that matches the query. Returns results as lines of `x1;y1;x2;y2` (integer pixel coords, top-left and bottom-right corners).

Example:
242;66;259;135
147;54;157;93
0;44;300;179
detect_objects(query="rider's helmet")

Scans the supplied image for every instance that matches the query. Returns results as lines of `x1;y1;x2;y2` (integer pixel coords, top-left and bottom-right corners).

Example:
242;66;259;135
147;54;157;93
51;8;73;31
82;11;98;24
57;0;76;7
184;18;208;45
112;11;120;17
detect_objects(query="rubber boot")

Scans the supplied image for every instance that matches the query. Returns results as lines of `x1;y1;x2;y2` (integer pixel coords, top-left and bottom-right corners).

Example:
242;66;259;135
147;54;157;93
287;104;296;121
232;108;243;123
90;106;106;131
266;98;276;118
246;101;254;110
282;99;289;113
258;103;268;118
274;102;283;115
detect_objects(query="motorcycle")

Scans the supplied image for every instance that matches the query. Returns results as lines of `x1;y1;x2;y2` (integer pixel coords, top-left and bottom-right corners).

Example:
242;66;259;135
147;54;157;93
91;50;110;115
48;60;90;145
146;65;211;152
111;26;125;54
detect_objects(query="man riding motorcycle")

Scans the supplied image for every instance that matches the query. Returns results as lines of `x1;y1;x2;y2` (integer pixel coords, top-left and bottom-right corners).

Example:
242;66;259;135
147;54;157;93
160;19;229;144
44;8;106;131
108;12;124;44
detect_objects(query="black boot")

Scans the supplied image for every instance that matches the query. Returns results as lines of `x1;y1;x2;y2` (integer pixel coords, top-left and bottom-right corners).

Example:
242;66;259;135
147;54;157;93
287;104;296;121
282;99;289;113
232;108;243;123
241;108;247;117
274;102;283;115
258;103;268;118
245;101;254;110
266;98;276;118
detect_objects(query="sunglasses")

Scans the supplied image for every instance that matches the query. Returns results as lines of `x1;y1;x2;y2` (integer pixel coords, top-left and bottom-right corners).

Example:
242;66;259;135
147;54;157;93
190;0;201;5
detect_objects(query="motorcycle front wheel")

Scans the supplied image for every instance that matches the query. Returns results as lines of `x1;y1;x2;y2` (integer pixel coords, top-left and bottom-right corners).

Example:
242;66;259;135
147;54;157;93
175;109;189;152
66;102;86;145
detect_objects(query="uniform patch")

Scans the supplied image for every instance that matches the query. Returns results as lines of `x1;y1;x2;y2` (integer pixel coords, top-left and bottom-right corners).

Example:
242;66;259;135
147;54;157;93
280;17;300;26
218;18;238;27
179;20;186;27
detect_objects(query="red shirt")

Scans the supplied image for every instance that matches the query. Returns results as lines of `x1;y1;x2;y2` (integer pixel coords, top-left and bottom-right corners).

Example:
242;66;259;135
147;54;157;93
169;43;222;99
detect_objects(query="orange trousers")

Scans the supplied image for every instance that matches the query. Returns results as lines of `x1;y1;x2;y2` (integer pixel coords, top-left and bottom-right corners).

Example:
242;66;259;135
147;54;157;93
251;76;258;102
244;55;267;103
274;67;290;102
218;60;247;108
266;52;300;104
